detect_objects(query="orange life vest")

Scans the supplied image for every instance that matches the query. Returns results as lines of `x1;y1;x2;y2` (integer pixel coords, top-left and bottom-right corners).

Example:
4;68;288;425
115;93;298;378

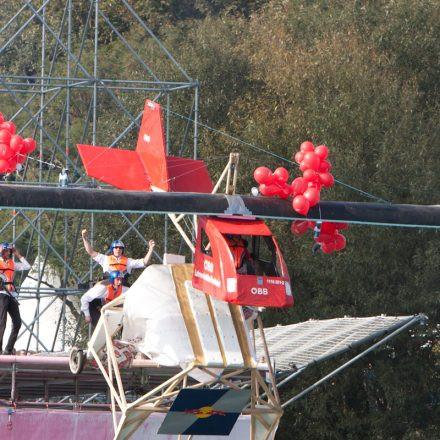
106;284;123;303
0;259;15;293
0;259;14;283
107;255;128;273
227;239;250;269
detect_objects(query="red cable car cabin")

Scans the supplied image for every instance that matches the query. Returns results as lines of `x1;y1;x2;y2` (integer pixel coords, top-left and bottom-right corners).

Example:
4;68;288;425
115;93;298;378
193;216;293;308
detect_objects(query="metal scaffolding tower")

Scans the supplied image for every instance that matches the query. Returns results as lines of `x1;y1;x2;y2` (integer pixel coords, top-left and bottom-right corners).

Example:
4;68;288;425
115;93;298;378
0;0;199;352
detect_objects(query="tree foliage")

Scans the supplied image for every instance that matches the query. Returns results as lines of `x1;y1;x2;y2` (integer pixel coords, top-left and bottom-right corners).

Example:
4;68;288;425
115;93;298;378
1;0;440;438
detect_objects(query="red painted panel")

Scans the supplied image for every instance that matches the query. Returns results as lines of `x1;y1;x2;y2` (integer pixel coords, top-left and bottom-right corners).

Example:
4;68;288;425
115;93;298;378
204;217;272;236
136;100;169;191
77;144;151;191
193;217;293;308
166;156;213;193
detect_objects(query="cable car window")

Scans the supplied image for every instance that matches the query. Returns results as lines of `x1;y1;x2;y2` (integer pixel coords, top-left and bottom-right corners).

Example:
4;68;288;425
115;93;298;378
251;236;279;277
200;229;212;256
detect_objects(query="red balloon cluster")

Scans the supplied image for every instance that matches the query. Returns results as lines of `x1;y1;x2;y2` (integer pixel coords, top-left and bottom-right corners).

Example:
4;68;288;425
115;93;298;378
0;111;36;173
253;166;293;199
291;141;334;215
253;141;334;217
290;220;348;254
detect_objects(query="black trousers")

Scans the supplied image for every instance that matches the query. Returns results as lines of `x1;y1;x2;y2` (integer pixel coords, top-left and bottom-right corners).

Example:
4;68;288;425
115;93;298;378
89;298;103;328
0;294;22;353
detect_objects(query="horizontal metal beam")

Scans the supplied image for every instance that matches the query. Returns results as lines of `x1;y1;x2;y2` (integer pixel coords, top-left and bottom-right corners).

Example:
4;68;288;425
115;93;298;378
0;75;194;86
1;185;440;228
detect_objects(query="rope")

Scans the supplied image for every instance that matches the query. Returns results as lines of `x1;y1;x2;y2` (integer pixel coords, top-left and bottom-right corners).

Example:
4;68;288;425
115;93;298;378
23;154;59;170
169;110;390;204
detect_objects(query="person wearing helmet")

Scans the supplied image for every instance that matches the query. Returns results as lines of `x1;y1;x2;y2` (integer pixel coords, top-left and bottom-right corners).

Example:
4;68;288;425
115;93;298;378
80;270;129;327
80;230;154;327
81;229;155;282
105;270;126;304
0;242;31;355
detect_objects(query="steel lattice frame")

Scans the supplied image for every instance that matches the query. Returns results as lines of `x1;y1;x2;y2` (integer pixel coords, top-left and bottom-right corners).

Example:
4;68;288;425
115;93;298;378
0;0;199;352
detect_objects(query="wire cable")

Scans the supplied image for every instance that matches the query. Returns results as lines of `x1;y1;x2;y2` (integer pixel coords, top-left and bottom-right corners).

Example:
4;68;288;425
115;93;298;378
169;109;390;204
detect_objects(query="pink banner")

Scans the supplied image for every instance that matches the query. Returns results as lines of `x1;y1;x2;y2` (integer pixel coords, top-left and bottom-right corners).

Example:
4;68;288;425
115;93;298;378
0;408;249;439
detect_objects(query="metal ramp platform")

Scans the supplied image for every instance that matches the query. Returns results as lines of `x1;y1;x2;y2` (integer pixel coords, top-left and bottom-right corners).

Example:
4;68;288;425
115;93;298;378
255;314;425;373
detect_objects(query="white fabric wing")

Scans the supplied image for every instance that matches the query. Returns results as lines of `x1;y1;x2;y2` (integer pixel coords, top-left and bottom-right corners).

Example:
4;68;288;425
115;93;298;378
122;265;194;367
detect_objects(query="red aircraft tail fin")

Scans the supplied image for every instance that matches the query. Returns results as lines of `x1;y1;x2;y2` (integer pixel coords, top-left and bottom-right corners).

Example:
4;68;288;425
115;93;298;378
136;100;169;191
166;156;213;193
136;100;213;193
77;99;213;193
77;144;151;191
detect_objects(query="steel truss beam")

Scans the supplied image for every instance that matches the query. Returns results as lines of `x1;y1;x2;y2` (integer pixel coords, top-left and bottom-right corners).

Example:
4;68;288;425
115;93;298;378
0;0;199;352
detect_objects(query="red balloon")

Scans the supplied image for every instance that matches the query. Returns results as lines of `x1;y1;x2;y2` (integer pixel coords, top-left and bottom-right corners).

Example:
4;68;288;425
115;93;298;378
334;234;346;251
0;121;16;134
0;113;4;124
290;220;310;236
0;129;11;144
291;177;308;196
319;160;332;172
5;159;16;173
0;159;9;173
9;135;24;153
315;232;334;244
273;184;285;197
0;143;13;161
273;167;289;184
321;241;336;254
254;166;272;184
300;141;314;153
303;168;317;182
259;184;269;196
315;145;329;160
279;183;292;198
308;181;322;191
16;153;26;164
334;222;349;230
294;151;304;164
292;195;310;215
299;161;308;172
321;222;337;235
319;172;334;187
260;184;280;196
22;137;36;154
303;151;320;171
303;187;320;207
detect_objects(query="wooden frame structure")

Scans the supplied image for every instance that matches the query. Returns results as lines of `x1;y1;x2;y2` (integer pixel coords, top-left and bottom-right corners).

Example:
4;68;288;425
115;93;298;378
86;291;282;440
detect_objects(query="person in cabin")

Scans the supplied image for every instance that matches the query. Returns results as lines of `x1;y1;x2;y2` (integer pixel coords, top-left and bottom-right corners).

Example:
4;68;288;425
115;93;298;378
0;242;31;355
225;234;254;275
80;270;128;327
81;229;155;285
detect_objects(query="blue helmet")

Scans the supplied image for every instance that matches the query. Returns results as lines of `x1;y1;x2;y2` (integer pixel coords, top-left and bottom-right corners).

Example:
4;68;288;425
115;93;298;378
1;242;13;251
109;270;124;283
110;240;125;251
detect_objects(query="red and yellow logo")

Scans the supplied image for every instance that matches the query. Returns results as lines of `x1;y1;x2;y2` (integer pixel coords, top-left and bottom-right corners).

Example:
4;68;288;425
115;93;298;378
184;406;226;418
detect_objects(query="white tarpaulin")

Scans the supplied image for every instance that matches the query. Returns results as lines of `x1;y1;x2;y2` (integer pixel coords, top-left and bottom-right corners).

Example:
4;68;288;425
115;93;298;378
122;264;194;367
6;257;69;352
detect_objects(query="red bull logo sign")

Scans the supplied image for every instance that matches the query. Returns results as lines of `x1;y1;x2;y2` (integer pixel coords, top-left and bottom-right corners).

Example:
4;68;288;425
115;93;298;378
158;388;250;436
184;406;226;418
